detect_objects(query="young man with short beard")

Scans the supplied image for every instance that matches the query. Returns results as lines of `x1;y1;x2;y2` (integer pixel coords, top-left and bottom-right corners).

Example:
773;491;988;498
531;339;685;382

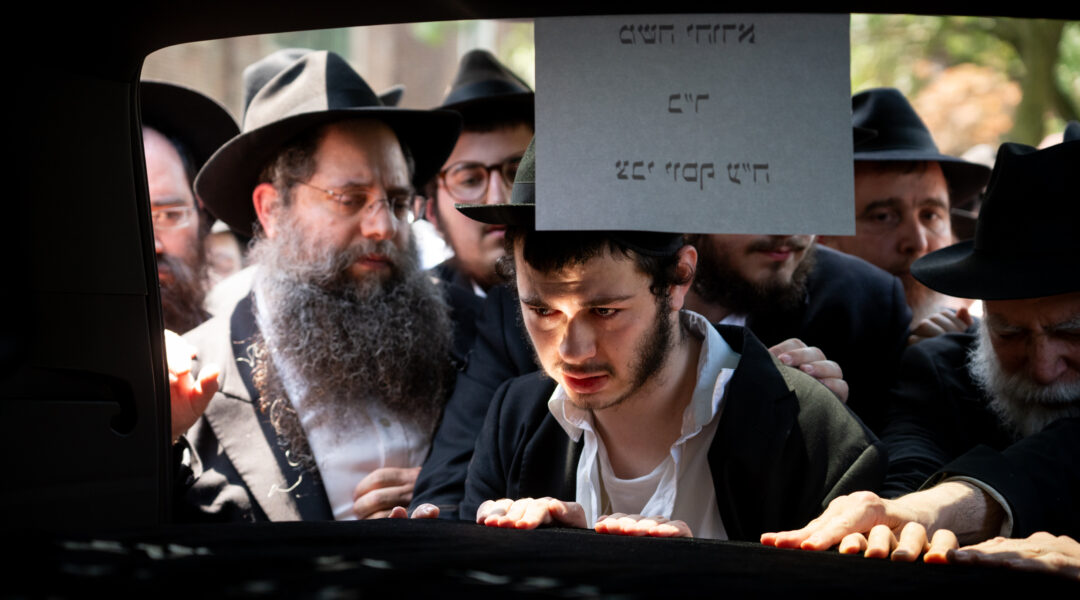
761;137;1080;576
406;141;885;539
684;232;911;432
424;49;534;297
140;82;239;333
167;51;467;522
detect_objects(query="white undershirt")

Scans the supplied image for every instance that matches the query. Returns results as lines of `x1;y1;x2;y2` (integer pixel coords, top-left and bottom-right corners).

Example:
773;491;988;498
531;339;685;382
253;275;431;520
549;310;741;539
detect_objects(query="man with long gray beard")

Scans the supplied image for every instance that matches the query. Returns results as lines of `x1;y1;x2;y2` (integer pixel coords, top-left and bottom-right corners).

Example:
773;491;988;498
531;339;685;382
167;51;464;522
761;137;1079;577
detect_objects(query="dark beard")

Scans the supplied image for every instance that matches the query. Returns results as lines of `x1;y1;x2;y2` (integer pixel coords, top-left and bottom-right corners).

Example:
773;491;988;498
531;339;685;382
247;216;455;473
157;251;208;333
692;242;815;318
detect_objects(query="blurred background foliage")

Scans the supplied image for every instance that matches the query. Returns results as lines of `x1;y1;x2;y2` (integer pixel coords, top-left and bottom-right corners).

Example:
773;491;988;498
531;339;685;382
145;15;1077;156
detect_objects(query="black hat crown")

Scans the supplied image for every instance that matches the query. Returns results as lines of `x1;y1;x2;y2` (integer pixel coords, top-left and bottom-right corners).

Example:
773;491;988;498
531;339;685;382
911;139;1079;300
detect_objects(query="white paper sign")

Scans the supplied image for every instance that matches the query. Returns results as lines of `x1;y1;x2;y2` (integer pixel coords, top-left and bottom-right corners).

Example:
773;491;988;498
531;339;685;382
535;14;854;234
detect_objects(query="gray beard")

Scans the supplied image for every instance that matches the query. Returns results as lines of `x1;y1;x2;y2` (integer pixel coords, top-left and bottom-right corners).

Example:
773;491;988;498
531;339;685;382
247;215;455;473
967;321;1080;438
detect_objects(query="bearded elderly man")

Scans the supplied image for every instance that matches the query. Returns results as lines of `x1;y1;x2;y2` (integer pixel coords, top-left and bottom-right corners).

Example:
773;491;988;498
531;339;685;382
403;141;885;539
167;51;466;522
762;138;1080;578
141;82;238;333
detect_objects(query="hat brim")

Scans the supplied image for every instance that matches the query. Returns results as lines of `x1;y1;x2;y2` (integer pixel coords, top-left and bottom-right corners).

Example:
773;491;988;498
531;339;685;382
456;202;535;227
854;151;991;206
441;91;534;117
911;241;1077;300
140;81;238;171
196;107;461;236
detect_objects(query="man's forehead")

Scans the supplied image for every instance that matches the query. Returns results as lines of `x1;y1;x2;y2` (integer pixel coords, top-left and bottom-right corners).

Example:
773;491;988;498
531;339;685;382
515;243;646;301
985;293;1080;330
314;119;409;180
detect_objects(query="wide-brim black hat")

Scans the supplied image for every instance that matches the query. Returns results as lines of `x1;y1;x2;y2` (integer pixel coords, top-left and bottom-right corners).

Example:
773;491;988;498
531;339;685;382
439;49;533;120
140;81;238;172
853;87;991;207
911;140;1079;300
458;138;683;257
195;50;461;236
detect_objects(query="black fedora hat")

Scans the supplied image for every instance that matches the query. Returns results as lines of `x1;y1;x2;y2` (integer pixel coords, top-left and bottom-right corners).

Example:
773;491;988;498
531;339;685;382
911;140;1079;300
195;50;461;236
439;49;533;119
457;138;683;257
140;81;238;173
241;48;404;115
853;88;991;207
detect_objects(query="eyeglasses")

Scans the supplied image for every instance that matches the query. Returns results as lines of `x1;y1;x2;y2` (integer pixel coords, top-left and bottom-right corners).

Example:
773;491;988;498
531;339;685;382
293;180;415;222
151;206;195;230
437;155;522;203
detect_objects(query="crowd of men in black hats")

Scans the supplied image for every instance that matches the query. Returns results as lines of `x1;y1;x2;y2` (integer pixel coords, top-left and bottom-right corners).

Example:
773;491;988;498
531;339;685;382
147;47;1079;579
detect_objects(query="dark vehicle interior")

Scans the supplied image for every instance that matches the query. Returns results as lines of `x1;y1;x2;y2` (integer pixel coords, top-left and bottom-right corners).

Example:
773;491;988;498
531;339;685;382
4;2;1075;595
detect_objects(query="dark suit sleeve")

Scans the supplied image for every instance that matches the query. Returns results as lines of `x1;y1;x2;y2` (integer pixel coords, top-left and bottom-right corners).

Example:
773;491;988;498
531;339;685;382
878;341;957;498
927;417;1080;539
412;286;535;517
458;379;518;522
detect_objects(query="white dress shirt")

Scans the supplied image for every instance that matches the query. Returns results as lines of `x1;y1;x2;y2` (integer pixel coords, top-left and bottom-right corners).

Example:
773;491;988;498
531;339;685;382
548;310;741;539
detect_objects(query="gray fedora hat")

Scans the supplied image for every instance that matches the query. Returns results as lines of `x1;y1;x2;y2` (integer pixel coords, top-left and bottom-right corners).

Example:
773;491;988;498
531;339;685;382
911;139;1079;300
242;48;404;115
196;50;461;236
853;88;991;208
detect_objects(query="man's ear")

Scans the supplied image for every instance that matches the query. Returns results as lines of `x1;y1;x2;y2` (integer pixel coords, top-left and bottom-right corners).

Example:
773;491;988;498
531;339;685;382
816;235;837;249
668;244;698;312
424;194;441;230
252;183;281;239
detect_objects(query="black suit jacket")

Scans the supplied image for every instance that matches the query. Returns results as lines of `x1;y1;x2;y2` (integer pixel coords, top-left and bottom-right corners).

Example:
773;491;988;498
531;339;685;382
460;326;886;540
412;246;908;516
881;332;1080;538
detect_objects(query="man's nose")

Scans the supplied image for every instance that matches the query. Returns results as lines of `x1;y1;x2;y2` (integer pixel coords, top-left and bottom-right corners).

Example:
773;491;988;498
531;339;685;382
1028;336;1069;385
360;200;397;242
153;230;164;255
485;171;508;205
559;316;597;364
896;215;929;257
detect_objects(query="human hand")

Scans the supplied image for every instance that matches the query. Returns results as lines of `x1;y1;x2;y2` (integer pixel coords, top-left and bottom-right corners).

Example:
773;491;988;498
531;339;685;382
387;503;440;519
760;491;924;554
769;338;848;403
907;307;973;346
166;329;219;441
476;497;587;530
595;513;692;538
835;522;959;562
352;466;421;519
947;532;1080;580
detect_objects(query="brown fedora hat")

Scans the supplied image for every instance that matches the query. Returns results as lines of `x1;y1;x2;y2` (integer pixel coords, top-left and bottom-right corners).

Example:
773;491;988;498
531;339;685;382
195;50;461;236
911;140;1079;300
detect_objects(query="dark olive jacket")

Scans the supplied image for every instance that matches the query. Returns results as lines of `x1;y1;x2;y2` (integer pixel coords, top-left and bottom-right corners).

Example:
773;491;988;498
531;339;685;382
460;325;886;541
